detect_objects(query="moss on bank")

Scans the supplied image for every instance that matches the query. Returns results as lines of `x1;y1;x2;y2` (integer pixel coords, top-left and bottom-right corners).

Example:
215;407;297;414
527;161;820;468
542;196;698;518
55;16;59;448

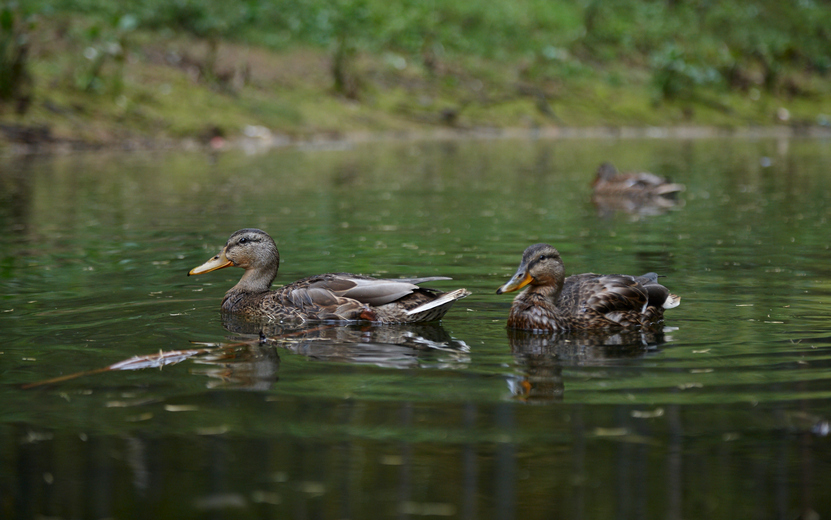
1;2;830;149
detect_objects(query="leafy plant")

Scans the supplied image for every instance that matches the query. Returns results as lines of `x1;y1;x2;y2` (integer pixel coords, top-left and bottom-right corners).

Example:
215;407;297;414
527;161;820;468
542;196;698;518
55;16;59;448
74;13;136;94
0;3;34;114
650;44;721;101
328;0;371;98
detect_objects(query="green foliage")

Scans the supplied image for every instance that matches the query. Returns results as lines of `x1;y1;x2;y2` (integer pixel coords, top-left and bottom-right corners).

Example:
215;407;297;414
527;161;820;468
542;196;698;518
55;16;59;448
7;0;831;137
73;13;135;94
23;0;831;85
0;2;34;113
142;0;226;38
650;44;722;101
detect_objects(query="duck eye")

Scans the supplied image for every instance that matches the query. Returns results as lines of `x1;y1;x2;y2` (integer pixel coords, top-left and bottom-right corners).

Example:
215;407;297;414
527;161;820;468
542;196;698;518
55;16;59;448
239;237;249;244
539;255;547;261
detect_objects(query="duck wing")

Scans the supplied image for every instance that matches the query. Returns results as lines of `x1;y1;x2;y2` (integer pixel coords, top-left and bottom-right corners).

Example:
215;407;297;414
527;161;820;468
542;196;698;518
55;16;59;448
595;171;685;196
302;274;450;306
631;173;686;195
560;273;649;315
282;273;451;307
630;172;666;188
271;273;466;323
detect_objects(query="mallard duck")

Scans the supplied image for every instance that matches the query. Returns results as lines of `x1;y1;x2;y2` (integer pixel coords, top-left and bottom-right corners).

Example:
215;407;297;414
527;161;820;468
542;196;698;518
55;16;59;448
592;162;685;197
188;229;470;324
496;243;680;331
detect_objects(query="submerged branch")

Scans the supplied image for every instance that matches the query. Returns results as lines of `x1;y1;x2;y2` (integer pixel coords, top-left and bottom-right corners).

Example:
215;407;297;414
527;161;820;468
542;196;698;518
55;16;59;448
21;347;213;389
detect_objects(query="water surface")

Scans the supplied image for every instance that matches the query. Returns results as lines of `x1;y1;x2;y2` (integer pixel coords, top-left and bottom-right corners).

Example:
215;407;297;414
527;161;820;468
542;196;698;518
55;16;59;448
2;136;831;519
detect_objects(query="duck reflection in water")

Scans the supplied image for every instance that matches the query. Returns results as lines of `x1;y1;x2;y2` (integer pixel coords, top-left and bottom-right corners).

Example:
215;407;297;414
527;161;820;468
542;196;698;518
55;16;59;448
591;162;686;218
190;341;281;391
191;313;470;390
507;328;668;402
24;317;469;391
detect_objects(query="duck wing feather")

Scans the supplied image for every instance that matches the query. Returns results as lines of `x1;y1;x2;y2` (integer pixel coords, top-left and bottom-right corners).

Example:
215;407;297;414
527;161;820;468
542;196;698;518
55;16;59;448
559;273;649;315
292;273;452;307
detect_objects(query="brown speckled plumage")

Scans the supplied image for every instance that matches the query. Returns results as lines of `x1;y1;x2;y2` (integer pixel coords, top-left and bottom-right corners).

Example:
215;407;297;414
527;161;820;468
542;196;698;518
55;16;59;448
189;229;470;324
496;243;680;332
592;162;685;198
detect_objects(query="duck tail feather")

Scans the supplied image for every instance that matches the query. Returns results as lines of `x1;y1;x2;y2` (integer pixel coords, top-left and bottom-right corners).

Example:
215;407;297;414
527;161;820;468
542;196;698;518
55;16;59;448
663;294;681;309
404;288;471;316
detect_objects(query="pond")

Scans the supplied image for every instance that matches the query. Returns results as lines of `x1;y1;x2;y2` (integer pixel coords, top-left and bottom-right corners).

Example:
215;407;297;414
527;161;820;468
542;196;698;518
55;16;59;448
2;134;831;519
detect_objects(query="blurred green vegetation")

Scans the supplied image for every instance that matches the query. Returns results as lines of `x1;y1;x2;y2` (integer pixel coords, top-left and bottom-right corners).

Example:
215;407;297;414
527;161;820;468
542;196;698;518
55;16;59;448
1;0;830;144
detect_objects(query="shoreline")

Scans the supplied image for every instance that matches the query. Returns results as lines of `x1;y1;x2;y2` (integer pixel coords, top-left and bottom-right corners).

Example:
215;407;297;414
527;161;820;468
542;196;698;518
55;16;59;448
3;123;830;157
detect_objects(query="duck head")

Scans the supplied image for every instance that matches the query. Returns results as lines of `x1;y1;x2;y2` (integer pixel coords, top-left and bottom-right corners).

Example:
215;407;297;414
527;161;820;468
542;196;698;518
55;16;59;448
496;243;565;295
593;162;620;184
188;228;280;293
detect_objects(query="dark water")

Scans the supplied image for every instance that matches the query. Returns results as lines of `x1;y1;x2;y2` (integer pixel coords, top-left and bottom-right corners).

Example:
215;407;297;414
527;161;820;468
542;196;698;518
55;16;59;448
2;136;831;519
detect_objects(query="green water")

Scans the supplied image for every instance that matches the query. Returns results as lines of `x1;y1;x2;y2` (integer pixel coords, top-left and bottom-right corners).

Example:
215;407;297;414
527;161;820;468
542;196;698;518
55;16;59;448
2;136;831;519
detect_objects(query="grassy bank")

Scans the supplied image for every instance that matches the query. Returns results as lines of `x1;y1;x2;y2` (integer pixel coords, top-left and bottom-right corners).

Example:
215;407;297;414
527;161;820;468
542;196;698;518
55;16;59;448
2;0;830;149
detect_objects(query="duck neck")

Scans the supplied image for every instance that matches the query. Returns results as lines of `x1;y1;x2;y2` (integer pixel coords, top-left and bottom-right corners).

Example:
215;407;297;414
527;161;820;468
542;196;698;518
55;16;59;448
221;268;275;313
523;281;563;302
229;266;277;295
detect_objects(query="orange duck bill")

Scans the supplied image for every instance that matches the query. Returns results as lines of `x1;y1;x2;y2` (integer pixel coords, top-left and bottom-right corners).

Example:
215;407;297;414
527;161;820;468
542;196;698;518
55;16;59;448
496;268;534;294
188;249;234;276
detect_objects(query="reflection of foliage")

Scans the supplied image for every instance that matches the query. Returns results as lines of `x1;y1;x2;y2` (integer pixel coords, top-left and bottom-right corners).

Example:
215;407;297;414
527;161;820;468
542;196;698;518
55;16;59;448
0;3;34;114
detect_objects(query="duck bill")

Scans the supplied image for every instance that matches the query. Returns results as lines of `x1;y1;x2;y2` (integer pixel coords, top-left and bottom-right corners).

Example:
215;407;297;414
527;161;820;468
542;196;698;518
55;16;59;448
188;249;233;276
496;268;533;294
